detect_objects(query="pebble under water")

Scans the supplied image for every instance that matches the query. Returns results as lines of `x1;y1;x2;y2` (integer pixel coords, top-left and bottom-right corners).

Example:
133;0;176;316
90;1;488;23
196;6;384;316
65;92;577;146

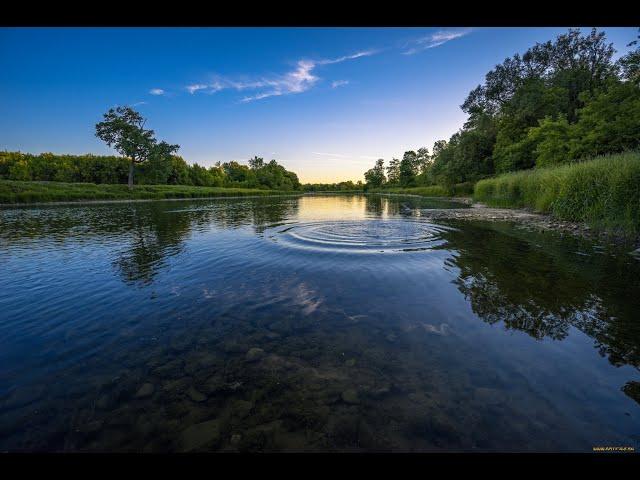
1;194;639;452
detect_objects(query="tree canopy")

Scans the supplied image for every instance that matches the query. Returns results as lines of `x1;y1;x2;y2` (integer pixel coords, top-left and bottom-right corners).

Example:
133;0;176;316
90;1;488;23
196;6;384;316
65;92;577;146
363;28;640;189
95;106;179;188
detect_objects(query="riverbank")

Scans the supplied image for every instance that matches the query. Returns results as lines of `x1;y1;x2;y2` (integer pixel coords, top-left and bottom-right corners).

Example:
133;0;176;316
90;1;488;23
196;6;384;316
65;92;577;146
415;202;639;248
0;180;297;205
474;152;640;238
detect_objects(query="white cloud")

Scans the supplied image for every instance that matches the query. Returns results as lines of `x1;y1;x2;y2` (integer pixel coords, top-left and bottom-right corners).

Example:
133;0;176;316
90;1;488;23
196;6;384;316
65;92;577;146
317;49;378;65
241;59;319;102
186;49;377;102
132;101;147;106
149;88;165;95
403;30;471;55
186;84;208;94
331;80;350;88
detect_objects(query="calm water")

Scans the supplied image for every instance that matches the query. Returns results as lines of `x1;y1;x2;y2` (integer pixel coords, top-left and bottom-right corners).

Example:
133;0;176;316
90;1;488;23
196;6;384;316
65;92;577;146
1;194;639;452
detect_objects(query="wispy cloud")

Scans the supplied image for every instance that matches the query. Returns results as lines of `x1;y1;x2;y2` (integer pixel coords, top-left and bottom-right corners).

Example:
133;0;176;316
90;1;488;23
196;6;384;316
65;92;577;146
317;50;378;65
186;49;377;103
331;80;350;88
403;30;471;55
149;88;165;95
186;84;208;94
132;101;147;106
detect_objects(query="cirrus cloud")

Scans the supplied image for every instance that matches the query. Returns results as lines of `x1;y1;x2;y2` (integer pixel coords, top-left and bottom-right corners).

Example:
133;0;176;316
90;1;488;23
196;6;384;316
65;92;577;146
403;30;472;55
185;49;377;103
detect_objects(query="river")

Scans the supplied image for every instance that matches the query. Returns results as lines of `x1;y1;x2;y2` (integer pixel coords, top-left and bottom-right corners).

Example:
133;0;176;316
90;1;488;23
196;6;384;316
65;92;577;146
1;194;639;451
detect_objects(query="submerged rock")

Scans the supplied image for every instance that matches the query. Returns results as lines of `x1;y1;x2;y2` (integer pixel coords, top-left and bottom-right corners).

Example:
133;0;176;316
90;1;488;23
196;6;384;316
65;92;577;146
245;347;265;362
231;399;254;419
341;389;360;405
178;419;221;452
135;383;154;398
187;387;207;403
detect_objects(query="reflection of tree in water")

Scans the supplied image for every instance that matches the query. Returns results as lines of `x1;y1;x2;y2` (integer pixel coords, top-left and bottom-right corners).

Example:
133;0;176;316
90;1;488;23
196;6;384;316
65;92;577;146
114;198;298;284
114;203;192;285
0;198;298;286
438;221;640;373
365;195;385;216
248;197;299;233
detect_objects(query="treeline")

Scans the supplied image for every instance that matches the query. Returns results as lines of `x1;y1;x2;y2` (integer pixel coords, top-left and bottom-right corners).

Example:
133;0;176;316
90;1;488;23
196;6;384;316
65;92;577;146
0;152;301;191
364;28;640;188
302;181;364;192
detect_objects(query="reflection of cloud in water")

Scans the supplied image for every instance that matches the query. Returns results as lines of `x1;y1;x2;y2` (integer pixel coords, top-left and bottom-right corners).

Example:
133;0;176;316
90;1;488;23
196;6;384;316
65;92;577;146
292;282;323;316
202;288;217;299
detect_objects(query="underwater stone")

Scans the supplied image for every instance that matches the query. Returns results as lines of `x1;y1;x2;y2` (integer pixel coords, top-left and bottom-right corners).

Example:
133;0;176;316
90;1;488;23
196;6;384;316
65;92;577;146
135;383;155;398
341;389;360;404
232;399;254;419
178;419;221;452
245;347;265;362
187;387;207;403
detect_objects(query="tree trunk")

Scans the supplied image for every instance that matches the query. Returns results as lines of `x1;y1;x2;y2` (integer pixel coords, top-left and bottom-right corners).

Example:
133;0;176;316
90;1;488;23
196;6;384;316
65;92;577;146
128;161;134;189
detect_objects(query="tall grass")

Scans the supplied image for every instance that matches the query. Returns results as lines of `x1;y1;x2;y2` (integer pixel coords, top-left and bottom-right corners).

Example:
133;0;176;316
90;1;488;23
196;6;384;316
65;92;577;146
474;152;640;235
0;180;297;205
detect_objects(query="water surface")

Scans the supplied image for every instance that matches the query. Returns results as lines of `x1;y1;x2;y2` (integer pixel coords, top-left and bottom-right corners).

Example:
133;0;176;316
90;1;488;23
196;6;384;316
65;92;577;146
1;194;639;452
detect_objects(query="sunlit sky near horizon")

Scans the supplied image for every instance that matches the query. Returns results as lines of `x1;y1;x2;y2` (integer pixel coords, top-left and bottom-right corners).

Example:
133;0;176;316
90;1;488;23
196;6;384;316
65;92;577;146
1;27;637;183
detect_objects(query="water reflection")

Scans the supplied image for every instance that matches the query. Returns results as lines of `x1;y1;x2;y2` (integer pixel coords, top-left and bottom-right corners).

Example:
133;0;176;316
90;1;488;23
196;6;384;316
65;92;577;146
438;220;640;369
0;195;639;452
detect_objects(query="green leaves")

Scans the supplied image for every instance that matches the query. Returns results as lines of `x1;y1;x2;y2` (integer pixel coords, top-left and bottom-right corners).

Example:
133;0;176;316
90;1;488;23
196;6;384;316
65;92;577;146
95;106;180;187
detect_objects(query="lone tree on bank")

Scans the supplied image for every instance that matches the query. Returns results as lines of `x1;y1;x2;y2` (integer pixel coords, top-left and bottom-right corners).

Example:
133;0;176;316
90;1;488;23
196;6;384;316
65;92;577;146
95;106;179;188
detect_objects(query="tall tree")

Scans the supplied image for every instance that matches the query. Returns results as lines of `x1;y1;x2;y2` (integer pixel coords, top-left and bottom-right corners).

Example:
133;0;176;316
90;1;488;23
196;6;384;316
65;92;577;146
386;158;400;185
416;147;431;174
364;158;386;187
249;156;265;169
399;151;419;187
618;29;640;86
95;107;178;188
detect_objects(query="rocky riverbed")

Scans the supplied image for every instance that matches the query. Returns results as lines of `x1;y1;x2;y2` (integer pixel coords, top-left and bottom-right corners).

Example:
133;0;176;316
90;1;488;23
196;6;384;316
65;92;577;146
409;200;639;253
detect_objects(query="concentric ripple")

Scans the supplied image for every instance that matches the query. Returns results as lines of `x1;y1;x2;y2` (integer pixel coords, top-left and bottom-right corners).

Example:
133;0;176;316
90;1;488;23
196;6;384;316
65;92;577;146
265;219;452;253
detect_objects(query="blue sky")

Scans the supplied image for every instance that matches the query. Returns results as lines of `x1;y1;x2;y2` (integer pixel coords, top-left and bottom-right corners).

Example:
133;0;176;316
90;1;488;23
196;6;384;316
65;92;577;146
0;27;637;183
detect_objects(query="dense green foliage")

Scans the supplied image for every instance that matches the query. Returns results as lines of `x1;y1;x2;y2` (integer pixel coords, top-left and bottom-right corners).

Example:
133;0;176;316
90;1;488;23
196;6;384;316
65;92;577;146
95;106;179;188
362;28;640;193
302;181;364;192
0;180;296;204
474;152;640;235
0;152;301;191
369;182;475;197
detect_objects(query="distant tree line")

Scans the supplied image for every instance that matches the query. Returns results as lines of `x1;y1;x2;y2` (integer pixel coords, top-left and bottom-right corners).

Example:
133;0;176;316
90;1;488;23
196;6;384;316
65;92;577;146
1;105;301;191
364;28;640;189
302;180;364;192
0;151;301;190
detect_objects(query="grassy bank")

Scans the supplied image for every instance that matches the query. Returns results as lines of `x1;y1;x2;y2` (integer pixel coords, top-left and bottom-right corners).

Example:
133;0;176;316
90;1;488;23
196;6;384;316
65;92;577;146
369;182;475;197
474;152;640;236
0;180;297;205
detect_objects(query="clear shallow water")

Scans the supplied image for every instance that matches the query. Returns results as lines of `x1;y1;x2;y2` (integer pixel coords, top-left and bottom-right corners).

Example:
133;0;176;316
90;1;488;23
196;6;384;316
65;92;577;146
0;194;639;452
